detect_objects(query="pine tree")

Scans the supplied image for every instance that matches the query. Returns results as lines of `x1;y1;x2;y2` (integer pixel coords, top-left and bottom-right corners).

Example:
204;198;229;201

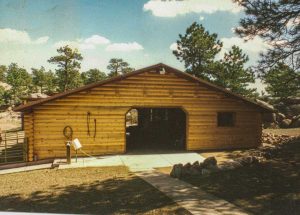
214;46;257;97
81;69;107;85
5;63;32;104
234;0;300;72
263;63;299;99
173;22;222;80
48;45;83;92
107;58;134;77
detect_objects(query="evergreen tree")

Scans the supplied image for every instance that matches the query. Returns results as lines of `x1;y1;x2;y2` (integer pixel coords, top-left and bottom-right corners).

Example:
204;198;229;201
0;86;5;105
0;65;6;82
234;0;300;72
264;63;299;99
48;45;83;92
173;22;222;80
6;63;32;104
107;58;134;77
32;67;57;94
81;69;107;85
214;46;257;97
43;70;57;94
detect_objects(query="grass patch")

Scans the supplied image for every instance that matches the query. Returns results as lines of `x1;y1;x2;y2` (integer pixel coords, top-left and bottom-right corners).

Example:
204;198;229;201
0;166;189;214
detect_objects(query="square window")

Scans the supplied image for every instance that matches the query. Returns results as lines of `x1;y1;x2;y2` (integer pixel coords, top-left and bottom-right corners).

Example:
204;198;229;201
217;112;235;127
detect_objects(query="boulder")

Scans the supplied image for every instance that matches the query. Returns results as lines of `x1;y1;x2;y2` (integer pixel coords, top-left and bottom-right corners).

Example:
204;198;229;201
170;164;183;178
262;147;279;159
201;168;212;176
255;99;275;110
262;113;277;123
234;156;259;166
189;166;201;176
276;113;285;123
218;160;242;171
290;115;300;128
263;122;279;129
281;119;292;128
201;157;217;169
289;104;300;116
282;97;300;105
192;161;200;170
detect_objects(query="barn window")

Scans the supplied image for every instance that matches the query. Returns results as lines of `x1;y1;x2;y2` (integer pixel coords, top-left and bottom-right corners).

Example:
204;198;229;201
217;112;235;127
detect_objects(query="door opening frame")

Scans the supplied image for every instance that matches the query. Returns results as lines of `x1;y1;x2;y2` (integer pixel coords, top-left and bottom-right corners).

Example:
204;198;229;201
124;106;189;153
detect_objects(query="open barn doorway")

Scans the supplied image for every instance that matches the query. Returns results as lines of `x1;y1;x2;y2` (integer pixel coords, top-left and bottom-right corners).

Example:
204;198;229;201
125;108;186;152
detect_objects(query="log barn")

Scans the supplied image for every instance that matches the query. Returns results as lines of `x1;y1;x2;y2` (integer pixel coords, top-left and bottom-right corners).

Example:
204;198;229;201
14;63;272;161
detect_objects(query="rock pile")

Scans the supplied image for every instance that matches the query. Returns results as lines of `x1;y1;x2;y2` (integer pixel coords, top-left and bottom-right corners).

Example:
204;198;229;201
262;132;297;145
259;97;300;128
170;156;259;179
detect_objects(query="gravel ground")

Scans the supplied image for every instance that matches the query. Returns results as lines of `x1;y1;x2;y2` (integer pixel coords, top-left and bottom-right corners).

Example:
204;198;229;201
264;128;300;137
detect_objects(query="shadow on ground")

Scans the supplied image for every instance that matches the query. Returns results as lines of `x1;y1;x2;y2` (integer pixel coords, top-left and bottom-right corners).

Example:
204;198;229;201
0;174;189;214
184;138;300;215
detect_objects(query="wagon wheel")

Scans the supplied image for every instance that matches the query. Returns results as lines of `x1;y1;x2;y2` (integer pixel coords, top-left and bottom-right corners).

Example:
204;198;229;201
63;126;73;140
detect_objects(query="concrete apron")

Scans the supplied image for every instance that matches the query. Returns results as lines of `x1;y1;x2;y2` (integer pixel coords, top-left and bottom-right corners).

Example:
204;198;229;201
137;171;250;215
56;152;205;172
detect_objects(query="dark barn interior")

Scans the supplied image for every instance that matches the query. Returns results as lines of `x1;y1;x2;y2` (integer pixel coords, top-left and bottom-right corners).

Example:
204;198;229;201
126;108;186;152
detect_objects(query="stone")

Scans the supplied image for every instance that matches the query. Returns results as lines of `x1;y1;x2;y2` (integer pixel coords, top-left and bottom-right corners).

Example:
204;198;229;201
201;157;217;169
282;97;300;105
263;122;279;129
289;104;300;115
189;166;201;176
192;161;200;167
276;113;285;123
170;164;183;178
201;168;211;175
262;113;277;123
255;99;275;110
290;115;300;128
262;147;279;159
281;119;292;128
234;156;259;166
183;162;192;169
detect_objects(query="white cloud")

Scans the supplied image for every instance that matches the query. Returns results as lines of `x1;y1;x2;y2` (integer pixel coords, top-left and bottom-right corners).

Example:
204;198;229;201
218;36;270;64
0;28;49;44
53;40;81;49
105;42;144;52
169;42;178;51
199;16;205;21
84;35;110;45
54;34;110;50
220;36;269;54
143;0;242;17
34;36;50;44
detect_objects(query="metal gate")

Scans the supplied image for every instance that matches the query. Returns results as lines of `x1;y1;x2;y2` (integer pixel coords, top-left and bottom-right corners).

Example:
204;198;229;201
0;130;27;164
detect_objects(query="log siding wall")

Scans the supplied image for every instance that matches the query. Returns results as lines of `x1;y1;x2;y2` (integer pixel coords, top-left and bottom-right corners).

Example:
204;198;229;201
23;70;262;160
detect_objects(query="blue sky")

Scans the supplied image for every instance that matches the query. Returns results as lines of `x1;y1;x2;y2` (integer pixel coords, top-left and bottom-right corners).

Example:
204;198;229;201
0;0;268;91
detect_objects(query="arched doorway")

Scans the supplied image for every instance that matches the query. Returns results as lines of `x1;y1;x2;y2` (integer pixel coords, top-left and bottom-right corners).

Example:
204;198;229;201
125;107;186;152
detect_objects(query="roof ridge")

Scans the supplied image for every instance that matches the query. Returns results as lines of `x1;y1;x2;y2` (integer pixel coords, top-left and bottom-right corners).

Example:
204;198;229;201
14;63;273;112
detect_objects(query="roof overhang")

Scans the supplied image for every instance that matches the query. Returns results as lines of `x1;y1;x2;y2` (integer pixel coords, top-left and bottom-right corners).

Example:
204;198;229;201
14;63;274;113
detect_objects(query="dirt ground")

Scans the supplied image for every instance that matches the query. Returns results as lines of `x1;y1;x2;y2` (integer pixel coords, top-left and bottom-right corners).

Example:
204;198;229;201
0;117;21;132
157;128;300;214
0;166;189;215
201;128;300;164
180;129;300;215
264;128;300;136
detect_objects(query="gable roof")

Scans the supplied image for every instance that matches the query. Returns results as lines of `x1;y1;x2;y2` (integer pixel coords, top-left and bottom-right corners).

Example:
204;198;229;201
14;63;273;112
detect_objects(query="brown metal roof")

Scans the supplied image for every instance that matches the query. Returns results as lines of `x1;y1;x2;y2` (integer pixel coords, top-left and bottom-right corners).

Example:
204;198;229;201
14;63;273;112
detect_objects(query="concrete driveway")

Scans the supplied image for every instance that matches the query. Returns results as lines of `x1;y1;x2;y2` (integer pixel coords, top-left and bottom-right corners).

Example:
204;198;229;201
56;152;205;172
